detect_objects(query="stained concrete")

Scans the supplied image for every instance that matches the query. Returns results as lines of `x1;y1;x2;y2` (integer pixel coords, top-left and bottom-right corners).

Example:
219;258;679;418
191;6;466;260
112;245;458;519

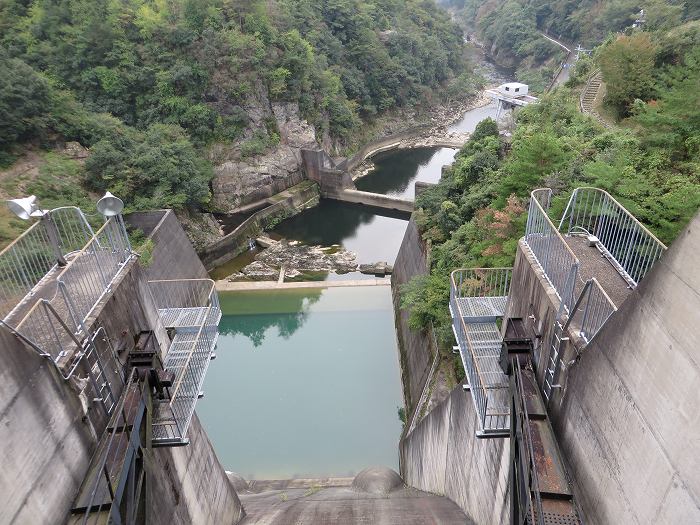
1;212;244;524
391;218;436;415
352;467;403;495
238;485;470;524
332;188;415;213
400;384;510;525
127;209;209;281
199;181;320;270
549;213;700;524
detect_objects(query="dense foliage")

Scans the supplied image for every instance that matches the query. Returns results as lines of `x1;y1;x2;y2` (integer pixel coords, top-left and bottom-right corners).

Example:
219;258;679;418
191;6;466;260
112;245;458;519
444;0;698;89
0;0;468;214
403;22;700;342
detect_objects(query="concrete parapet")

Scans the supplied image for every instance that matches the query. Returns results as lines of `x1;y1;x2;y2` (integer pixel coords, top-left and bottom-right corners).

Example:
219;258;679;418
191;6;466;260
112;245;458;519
127;209;209;281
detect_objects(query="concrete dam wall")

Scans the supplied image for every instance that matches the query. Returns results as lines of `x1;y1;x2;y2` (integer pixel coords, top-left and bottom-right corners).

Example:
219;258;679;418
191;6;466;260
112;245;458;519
400;384;511;525
0;212;244;525
398;210;700;523
391;218;436;415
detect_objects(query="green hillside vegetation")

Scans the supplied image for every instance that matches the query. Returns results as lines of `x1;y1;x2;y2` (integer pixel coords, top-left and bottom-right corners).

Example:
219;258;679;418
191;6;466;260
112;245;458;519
445;0;697;89
402;22;700;348
0;0;470;239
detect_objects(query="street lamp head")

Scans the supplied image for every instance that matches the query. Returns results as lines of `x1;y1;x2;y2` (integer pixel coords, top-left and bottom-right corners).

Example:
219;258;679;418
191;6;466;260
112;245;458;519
96;191;124;217
6;195;42;220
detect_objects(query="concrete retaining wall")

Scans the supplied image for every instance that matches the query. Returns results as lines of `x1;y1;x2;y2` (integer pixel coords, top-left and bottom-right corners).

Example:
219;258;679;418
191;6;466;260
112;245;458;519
236;171;306;208
391;219;434;414
199;182;320;271
127;210;209;281
337;125;430;172
400;384;511;524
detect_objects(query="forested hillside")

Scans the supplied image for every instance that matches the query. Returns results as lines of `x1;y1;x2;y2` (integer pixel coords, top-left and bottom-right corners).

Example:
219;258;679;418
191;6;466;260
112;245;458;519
403;18;700;351
0;0;469;242
443;0;698;87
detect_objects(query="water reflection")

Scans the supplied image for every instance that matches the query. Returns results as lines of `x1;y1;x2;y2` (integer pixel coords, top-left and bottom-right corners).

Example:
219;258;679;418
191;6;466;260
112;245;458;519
218;289;322;346
199;287;403;479
356;147;457;199
272;200;408;263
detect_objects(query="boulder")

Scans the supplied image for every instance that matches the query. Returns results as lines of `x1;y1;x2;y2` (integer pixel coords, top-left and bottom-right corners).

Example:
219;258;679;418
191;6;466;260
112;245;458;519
352;467;403;495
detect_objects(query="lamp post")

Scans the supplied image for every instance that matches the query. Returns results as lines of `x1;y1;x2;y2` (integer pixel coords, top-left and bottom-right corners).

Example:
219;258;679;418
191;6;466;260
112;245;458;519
6;195;67;267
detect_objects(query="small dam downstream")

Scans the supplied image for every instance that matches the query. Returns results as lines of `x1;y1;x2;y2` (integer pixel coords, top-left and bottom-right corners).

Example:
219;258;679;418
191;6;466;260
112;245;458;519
197;286;403;479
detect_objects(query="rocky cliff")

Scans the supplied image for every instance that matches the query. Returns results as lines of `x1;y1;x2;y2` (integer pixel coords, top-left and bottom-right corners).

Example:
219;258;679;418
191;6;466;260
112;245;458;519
209;102;317;212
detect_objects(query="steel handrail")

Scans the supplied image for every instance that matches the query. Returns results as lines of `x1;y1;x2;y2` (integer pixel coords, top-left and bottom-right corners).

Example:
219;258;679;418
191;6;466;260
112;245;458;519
168;303;213;404
529;188;579;263
569;278;617;343
526;189;580;310
450;268;511;432
0;206;93;258
559;187;666;286
148;278;218;408
14;217;130;327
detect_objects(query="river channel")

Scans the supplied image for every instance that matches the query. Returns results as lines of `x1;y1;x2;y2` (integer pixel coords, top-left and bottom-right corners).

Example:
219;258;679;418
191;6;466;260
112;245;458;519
200;101;499;479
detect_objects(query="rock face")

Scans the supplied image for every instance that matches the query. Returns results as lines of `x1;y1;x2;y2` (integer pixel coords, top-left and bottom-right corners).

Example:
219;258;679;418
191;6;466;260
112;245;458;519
210;103;317;212
227;240;358;281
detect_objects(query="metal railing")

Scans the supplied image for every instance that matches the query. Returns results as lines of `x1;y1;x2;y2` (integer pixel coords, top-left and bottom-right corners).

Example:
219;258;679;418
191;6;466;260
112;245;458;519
0;207;95;319
450;268;511;436
11;217;132;362
559;187;667;286
525;189;580;311
148;279;221;446
567;278;618;343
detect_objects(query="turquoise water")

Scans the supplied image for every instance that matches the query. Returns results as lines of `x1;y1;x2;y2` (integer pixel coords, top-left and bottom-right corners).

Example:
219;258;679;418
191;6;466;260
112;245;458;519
197;286;403;480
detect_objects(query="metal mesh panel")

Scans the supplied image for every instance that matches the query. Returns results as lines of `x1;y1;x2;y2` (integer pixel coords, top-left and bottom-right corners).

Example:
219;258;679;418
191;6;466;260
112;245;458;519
450;268;512;436
148;280;221;446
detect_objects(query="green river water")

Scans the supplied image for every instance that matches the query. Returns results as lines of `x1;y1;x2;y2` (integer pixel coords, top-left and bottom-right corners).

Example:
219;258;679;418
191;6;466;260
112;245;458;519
197;286;403;479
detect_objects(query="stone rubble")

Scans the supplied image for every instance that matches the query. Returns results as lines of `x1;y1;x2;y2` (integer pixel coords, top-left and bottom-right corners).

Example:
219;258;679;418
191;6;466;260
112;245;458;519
225;239;392;281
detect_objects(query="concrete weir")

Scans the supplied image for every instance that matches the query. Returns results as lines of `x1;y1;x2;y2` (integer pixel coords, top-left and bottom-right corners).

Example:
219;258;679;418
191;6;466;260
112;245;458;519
331;188;414;213
302;148;415;214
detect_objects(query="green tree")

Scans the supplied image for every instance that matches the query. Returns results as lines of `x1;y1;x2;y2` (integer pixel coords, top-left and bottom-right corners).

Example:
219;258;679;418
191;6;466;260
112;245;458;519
600;33;657;115
85;124;213;210
0;56;52;148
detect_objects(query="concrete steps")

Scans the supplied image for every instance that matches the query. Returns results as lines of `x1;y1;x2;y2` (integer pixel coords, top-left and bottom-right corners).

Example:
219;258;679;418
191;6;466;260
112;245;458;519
580;72;602;113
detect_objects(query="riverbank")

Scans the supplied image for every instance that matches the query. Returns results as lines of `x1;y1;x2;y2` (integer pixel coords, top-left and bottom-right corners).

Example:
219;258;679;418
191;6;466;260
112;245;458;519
347;92;492;180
